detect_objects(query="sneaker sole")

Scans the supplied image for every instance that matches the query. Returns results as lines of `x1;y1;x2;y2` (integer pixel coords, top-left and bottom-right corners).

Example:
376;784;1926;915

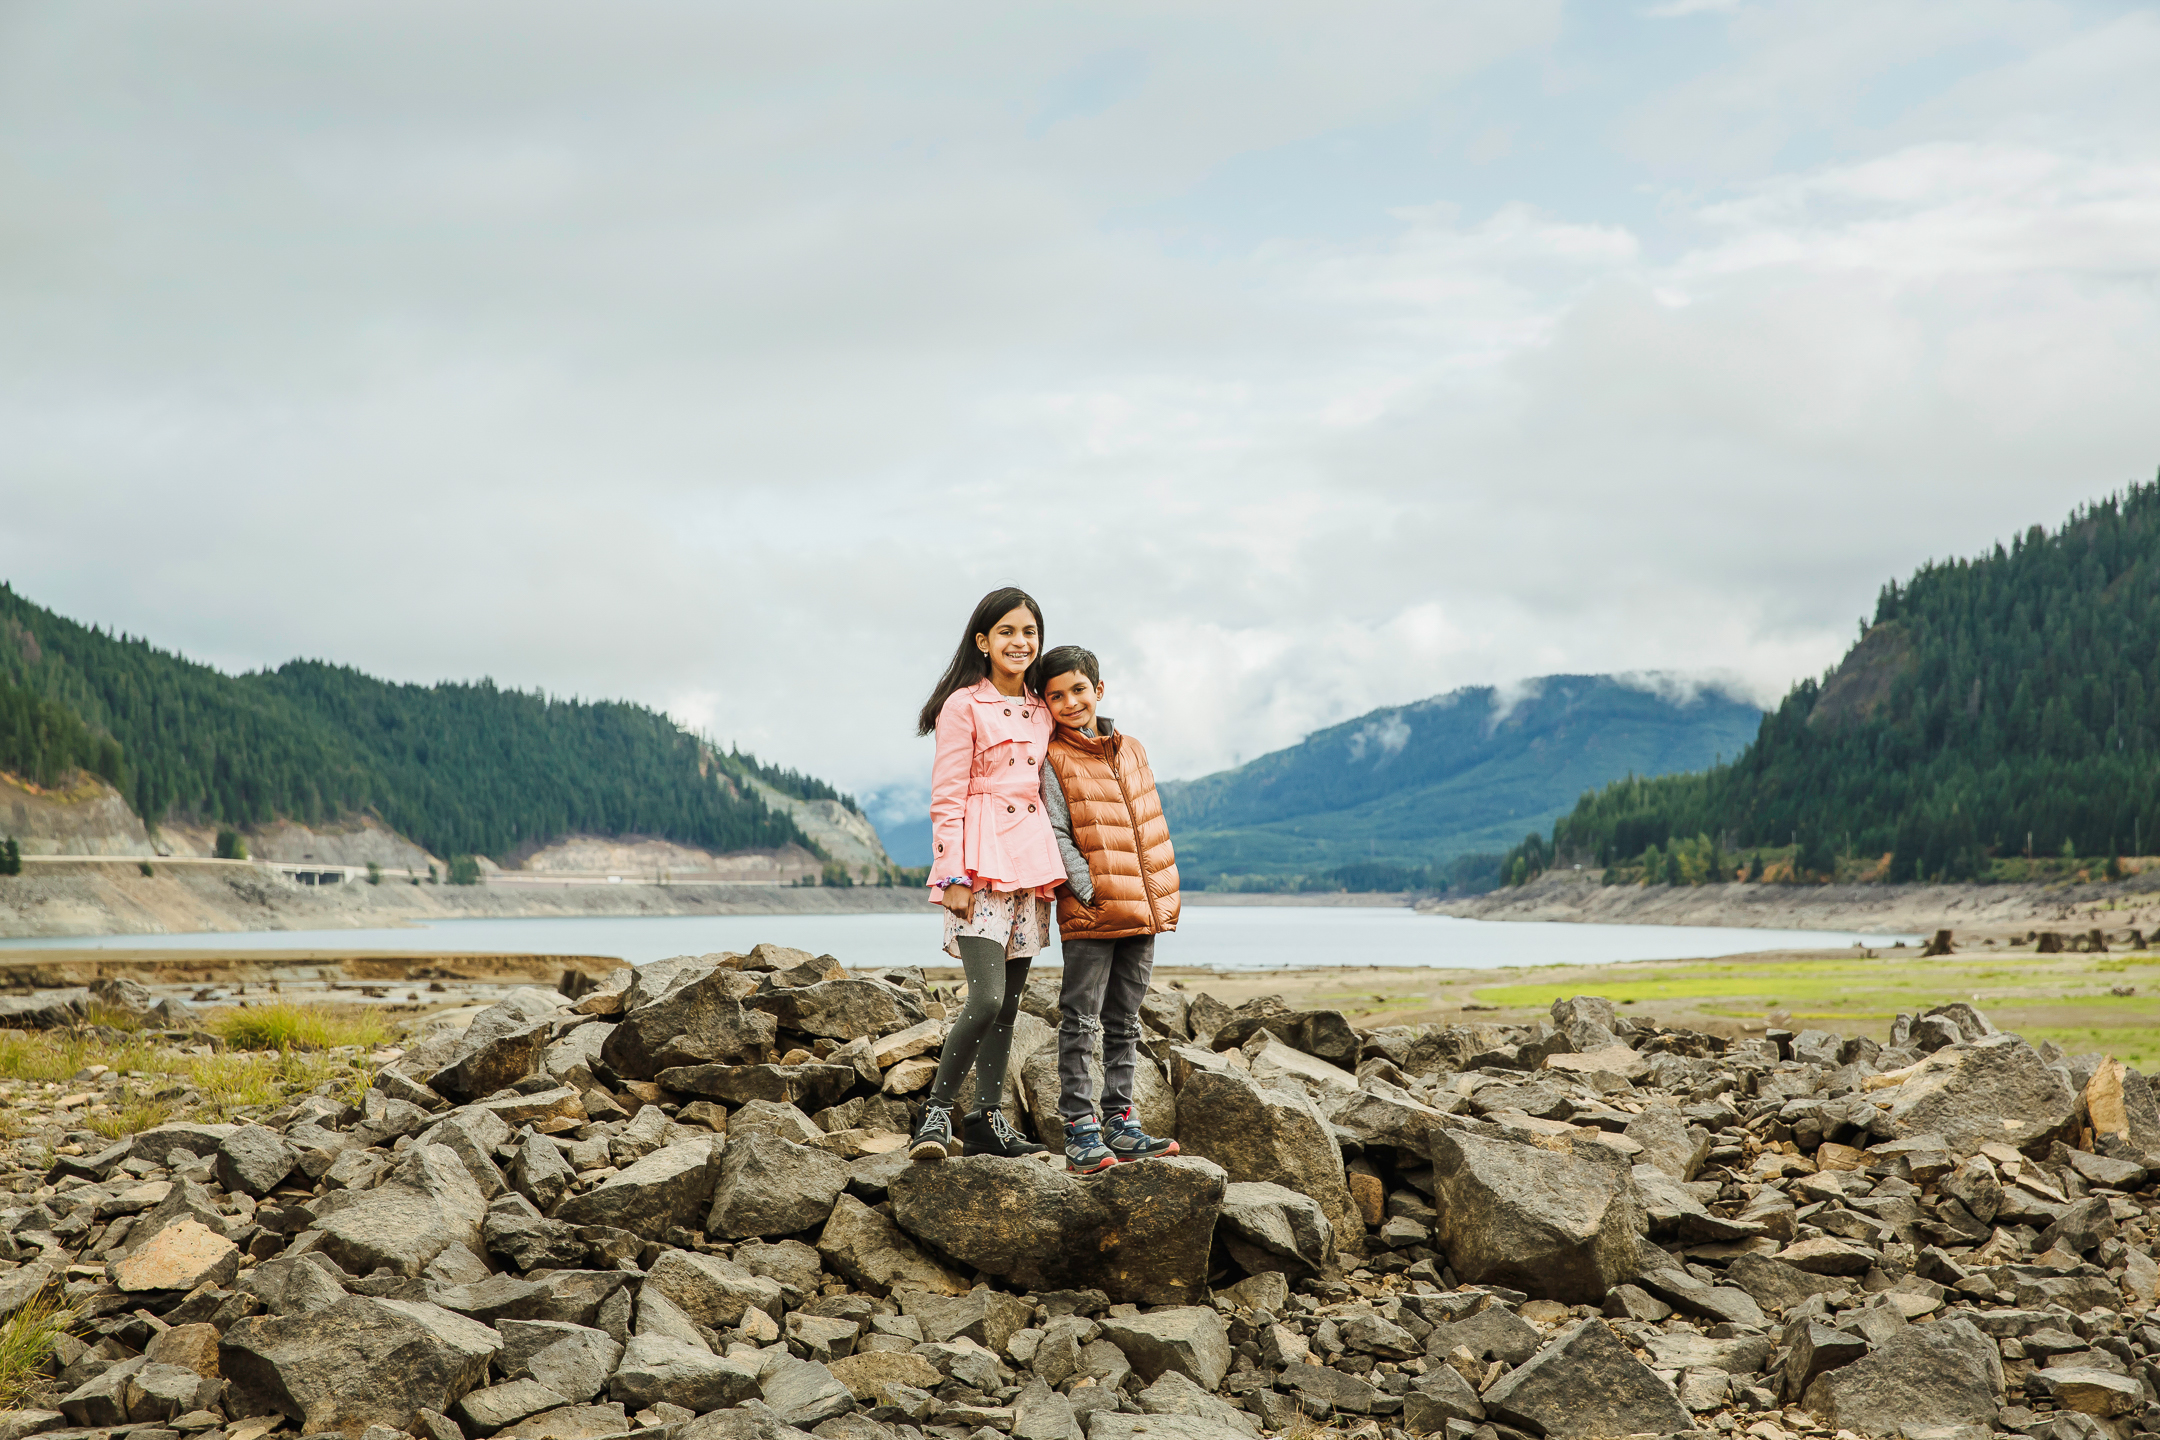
1111;1140;1180;1161
1067;1154;1117;1174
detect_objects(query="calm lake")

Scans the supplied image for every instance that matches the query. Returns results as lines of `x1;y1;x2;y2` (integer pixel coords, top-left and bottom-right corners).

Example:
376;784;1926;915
0;908;1909;972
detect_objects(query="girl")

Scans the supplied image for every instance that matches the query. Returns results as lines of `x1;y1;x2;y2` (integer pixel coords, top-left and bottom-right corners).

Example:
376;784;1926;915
909;586;1065;1162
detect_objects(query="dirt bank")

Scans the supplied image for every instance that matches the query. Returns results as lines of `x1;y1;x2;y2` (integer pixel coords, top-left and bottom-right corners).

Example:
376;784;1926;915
0;862;922;939
1423;866;2160;939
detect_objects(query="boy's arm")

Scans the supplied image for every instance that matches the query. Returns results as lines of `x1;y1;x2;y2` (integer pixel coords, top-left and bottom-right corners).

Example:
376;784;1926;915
1040;762;1094;905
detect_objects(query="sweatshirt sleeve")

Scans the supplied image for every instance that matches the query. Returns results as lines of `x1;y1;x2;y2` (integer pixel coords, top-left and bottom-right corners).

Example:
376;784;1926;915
1040;762;1094;904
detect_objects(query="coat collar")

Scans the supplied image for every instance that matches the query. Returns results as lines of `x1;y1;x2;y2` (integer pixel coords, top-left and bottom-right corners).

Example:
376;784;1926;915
969;679;1040;705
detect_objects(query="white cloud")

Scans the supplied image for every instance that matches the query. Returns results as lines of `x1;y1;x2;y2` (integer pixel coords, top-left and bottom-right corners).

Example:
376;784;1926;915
1;0;2155;824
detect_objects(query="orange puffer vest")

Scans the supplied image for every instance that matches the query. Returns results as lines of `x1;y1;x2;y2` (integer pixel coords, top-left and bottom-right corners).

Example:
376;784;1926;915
1045;721;1180;940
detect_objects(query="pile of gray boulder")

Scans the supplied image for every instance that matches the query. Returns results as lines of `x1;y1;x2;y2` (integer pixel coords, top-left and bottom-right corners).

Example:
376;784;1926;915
6;946;2160;1440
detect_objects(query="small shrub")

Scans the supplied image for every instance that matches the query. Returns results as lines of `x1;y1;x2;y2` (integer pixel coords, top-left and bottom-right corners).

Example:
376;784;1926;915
208;1002;388;1053
214;829;248;861
447;855;482;886
0;840;19;878
137;860;154;878
366;862;381;886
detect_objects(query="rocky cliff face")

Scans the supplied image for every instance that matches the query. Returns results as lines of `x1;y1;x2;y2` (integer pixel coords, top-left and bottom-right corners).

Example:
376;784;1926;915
0;771;156;856
742;780;893;880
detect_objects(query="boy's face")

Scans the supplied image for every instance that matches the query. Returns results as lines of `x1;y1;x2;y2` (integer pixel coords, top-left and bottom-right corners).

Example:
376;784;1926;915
1044;670;1104;732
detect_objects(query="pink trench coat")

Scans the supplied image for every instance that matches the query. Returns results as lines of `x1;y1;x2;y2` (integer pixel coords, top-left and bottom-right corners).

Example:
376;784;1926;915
927;680;1067;896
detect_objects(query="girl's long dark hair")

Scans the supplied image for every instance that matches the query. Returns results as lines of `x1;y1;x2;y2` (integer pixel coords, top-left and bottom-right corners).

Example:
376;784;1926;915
916;587;1046;735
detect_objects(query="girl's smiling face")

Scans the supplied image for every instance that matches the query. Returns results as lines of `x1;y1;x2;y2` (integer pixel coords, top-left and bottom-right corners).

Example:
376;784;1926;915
976;605;1039;688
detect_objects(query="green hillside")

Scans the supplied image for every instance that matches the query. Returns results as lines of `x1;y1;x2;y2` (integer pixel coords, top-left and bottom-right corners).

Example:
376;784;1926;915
0;584;839;863
1509;477;2160;885
1160;675;1763;890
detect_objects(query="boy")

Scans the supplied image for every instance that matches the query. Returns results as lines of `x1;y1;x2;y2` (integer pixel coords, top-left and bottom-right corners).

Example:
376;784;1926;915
1036;644;1182;1173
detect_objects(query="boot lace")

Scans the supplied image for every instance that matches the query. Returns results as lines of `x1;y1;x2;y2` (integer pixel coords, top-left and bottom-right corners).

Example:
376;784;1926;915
918;1102;953;1136
987;1110;1026;1147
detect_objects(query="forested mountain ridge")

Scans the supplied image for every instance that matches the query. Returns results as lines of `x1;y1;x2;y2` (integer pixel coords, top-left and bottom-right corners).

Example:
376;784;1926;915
0;584;859;866
1508;477;2160;885
1159;674;1763;889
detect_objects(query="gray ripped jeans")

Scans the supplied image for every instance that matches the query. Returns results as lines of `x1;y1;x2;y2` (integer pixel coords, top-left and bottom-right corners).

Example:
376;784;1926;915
1057;934;1155;1123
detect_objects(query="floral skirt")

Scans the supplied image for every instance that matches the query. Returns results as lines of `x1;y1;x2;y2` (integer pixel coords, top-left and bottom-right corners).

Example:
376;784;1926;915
942;886;1055;961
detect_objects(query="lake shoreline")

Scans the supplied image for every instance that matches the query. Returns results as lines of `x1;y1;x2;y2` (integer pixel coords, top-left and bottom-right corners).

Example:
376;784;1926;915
1421;867;2160;941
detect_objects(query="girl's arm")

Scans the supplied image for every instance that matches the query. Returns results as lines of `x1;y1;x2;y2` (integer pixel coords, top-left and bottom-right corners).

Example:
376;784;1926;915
1040;763;1094;905
927;695;974;891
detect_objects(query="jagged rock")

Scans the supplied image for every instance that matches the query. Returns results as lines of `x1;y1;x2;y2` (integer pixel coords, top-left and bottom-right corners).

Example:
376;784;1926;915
1722;1253;1853;1313
816;1194;969;1296
1320;1084;1454;1159
1207;1009;1359;1069
458;1380;573;1433
1097;1309;1230;1391
239;1253;349;1315
748;978;927;1041
601;969;776;1079
708;1132;852;1239
759;1356;856;1426
214;1126;297;1197
497;1321;623;1401
660;1064;859;1111
1215;1181;1333;1279
644;1249;787;1329
1801;1316;2002;1432
1135;1370;1257;1437
1427;1126;1642;1303
313;1142;488;1278
1172;1067;1358;1255
130;1122;238;1168
122;1361;218;1421
554;1137;720;1234
220;1295;503;1433
513;1130;578;1212
2034;1368;2144;1419
1425;1308;1541;1365
896;1288;1035;1350
1884;1034;2078;1155
888;1155;1224;1303
108;1219;238;1292
1402;1365;1484;1432
1622;1108;1709;1180
607;1336;761;1413
1481;1318;1692;1439
0;988;86;1030
828;1351;942;1401
431;1007;557;1101
421;1109;516;1198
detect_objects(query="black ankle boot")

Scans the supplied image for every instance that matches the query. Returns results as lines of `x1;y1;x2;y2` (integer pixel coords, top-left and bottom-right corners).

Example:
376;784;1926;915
962;1107;1047;1158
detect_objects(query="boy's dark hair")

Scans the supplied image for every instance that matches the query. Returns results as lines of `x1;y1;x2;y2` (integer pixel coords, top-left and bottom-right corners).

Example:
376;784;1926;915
1039;645;1100;688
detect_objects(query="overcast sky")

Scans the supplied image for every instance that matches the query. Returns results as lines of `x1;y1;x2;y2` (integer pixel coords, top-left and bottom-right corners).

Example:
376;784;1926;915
5;1;2159;842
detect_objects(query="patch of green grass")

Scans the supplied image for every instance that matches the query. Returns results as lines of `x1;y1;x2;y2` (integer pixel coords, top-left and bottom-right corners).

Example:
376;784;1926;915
86;1094;177;1141
0;1031;190;1084
2019;1025;2160;1069
80;1002;143;1033
207;1002;389;1053
0;1295;67;1409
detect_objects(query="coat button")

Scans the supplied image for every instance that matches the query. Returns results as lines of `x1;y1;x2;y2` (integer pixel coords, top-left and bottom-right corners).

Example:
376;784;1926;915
1004;708;1012;715
1028;804;1036;812
1027;757;1035;765
1008;757;1015;766
1007;804;1016;813
1022;710;1030;718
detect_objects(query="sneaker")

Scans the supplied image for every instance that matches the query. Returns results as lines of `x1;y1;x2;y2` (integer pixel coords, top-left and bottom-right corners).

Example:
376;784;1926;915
1065;1117;1115;1174
909;1103;961;1162
1103;1106;1178;1161
963;1108;1047;1158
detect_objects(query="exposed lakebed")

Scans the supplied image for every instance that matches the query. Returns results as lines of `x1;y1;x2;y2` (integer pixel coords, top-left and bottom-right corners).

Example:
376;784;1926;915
0;907;1908;971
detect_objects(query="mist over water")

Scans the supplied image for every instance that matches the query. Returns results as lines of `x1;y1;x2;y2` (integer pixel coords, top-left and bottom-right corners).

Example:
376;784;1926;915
0;908;1911;971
